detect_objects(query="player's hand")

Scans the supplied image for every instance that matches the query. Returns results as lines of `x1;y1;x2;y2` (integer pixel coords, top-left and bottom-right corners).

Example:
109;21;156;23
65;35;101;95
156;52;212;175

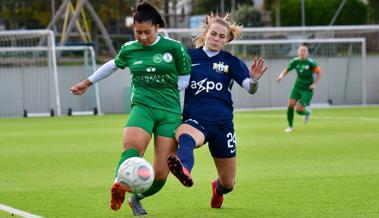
309;83;316;90
70;79;92;96
276;75;283;83
249;57;268;80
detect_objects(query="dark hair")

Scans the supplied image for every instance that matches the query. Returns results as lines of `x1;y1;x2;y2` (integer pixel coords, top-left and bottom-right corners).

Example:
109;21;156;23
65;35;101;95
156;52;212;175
134;1;166;27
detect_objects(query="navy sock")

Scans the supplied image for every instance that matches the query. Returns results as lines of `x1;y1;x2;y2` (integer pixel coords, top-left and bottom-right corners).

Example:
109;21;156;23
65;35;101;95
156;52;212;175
216;179;233;195
176;134;196;172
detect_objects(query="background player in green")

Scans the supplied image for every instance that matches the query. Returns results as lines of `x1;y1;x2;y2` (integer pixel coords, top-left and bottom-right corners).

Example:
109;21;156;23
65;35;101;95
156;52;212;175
70;1;191;216
276;44;321;132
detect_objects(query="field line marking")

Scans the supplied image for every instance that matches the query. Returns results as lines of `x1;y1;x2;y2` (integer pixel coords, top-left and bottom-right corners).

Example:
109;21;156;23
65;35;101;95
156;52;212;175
0;203;44;218
243;114;379;121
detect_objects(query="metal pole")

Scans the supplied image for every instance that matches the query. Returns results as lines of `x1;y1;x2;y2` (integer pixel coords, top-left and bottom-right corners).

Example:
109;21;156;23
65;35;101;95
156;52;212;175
220;0;225;15
362;39;367;105
48;30;61;116
275;0;281;27
329;0;347;26
301;0;305;26
301;0;305;38
51;0;57;34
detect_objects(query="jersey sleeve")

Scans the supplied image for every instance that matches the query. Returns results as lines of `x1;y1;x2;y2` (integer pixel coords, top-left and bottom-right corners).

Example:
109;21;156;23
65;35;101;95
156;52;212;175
174;43;191;76
287;58;296;71
230;56;249;86
114;44;129;69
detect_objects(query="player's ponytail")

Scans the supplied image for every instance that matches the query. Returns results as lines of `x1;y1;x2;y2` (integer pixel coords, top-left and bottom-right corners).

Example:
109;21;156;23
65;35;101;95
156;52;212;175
194;13;242;48
134;1;166;28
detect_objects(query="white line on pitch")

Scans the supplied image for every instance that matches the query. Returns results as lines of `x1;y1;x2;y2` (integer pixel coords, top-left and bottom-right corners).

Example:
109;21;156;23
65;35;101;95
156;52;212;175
0;204;43;218
242;114;379;121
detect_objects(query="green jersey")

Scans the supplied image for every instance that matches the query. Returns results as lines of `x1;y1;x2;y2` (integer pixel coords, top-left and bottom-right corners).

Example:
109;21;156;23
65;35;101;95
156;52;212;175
115;35;191;114
287;57;318;89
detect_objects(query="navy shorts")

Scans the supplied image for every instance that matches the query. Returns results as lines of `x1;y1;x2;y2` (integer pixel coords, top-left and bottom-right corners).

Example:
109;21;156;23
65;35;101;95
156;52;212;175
183;118;236;158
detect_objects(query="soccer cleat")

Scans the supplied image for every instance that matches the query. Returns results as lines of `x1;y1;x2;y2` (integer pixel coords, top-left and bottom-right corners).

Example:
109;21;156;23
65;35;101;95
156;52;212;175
211;179;224;208
128;194;148;216
284;127;293;132
110;182;127;211
167;154;193;187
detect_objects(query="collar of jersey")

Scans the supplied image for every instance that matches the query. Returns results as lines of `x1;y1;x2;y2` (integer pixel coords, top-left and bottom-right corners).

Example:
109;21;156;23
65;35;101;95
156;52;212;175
202;46;220;58
143;35;161;47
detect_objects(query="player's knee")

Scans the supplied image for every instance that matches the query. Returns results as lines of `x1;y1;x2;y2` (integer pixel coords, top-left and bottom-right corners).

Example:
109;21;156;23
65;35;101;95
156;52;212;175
153;168;169;180
288;99;296;107
295;109;303;114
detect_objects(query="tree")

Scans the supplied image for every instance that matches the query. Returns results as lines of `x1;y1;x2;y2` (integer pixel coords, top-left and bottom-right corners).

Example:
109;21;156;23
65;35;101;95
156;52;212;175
235;4;262;27
263;0;276;11
0;0;141;30
191;0;254;15
270;0;368;26
367;0;379;23
0;0;51;29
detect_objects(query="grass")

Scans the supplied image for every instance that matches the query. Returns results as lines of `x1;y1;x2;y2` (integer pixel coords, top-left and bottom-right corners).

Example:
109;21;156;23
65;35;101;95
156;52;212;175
0;106;378;218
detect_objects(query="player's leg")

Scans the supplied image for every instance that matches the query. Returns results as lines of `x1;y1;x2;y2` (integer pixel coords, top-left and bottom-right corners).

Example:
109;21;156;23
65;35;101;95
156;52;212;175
211;157;236;208
111;127;152;211
128;136;176;216
285;87;300;132
208;125;236;208
285;98;297;132
128;109;181;215
111;105;153;211
295;90;313;124
168;120;205;187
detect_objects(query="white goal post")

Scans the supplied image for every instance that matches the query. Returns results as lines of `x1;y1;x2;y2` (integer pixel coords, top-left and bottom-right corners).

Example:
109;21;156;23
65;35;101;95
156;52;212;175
0;29;60;117
0;29;101;117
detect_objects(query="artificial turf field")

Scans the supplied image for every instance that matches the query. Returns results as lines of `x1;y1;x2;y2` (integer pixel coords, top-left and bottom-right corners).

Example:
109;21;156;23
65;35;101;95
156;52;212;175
0;106;378;218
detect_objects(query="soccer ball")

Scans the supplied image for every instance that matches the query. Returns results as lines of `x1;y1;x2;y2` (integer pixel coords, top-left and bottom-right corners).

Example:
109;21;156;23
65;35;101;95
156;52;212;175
117;157;154;194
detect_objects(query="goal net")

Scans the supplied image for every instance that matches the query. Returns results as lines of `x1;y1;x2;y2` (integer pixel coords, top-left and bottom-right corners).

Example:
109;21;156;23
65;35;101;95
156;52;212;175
55;45;101;116
0;30;100;117
224;38;367;108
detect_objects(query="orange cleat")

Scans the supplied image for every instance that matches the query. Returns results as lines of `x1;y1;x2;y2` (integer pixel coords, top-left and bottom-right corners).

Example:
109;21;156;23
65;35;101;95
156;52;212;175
211;179;224;208
110;182;127;211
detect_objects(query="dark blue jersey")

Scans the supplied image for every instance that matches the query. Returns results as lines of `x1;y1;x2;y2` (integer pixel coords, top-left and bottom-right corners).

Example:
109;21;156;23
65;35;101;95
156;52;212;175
183;47;250;124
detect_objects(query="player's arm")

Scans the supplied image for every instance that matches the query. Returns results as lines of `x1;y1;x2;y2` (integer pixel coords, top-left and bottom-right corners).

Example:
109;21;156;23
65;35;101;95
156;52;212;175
310;66;321;90
174;43;192;91
276;68;289;83
177;75;190;91
71;59;118;96
71;42;130;96
277;59;295;82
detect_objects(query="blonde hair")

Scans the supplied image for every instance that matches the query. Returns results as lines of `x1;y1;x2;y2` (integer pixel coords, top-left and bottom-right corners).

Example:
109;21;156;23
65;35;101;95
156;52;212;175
194;13;242;48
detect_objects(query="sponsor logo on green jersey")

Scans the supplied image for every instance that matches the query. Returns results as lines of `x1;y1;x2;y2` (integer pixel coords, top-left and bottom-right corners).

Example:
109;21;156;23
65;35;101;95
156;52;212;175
163;52;173;63
153;54;163;63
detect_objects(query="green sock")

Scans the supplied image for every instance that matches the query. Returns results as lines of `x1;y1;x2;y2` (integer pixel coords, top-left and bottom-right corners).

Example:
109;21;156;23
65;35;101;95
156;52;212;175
137;179;166;199
296;109;310;116
287;107;294;127
114;148;140;177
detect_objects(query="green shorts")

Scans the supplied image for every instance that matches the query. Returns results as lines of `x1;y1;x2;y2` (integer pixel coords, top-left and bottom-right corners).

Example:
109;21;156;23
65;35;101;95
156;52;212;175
289;86;313;107
125;104;181;138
